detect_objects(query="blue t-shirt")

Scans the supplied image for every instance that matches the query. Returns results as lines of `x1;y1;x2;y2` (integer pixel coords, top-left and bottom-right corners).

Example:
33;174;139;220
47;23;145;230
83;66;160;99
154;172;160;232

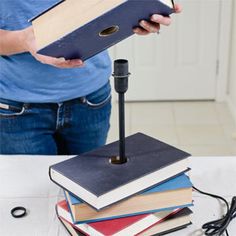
0;0;111;103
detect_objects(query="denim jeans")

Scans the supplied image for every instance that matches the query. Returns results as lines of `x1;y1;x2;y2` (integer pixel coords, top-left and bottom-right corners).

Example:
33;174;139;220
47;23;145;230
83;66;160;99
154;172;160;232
0;82;111;155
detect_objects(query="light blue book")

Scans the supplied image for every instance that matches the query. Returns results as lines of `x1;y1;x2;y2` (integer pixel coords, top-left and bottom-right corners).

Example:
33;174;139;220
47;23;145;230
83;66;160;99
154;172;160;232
64;174;193;224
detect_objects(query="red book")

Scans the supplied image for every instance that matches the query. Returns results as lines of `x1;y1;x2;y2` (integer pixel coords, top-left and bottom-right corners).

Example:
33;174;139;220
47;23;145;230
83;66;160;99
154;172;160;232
57;200;180;236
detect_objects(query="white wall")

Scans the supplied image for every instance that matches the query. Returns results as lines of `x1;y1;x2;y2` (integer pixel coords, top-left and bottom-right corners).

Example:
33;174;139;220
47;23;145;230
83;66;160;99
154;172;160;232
228;1;236;123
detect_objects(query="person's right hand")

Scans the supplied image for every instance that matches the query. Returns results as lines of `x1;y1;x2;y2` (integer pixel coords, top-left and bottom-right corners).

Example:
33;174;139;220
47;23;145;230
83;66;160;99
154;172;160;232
22;26;84;68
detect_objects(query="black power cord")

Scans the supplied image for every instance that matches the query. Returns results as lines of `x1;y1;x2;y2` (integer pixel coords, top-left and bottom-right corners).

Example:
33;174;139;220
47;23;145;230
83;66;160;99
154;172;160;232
193;186;236;236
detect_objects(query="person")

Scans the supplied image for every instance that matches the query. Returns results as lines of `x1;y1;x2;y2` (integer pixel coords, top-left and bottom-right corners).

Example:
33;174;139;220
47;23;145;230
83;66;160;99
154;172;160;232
0;1;181;155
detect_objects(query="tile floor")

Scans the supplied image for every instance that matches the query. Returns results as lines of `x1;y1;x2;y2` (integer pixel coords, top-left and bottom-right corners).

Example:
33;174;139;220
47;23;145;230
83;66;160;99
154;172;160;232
107;101;236;156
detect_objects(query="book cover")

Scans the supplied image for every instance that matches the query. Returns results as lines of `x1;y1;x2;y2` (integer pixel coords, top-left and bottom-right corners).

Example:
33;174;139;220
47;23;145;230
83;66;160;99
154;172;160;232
69;174;192;205
49;133;190;210
56;200;183;236
153;223;192;236
59;217;85;236
65;174;193;223
138;208;192;236
31;0;175;60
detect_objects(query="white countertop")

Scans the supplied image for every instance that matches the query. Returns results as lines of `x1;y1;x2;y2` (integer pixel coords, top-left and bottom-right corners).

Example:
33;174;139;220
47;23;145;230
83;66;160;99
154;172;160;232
0;155;235;236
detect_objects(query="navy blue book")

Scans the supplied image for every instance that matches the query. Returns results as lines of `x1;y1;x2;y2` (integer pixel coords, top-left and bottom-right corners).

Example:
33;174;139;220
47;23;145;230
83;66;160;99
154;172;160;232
49;133;190;210
31;0;175;60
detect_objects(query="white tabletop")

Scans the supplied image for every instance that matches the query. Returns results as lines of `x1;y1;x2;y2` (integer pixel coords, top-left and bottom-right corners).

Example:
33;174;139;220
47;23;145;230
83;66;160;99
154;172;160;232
0;155;236;236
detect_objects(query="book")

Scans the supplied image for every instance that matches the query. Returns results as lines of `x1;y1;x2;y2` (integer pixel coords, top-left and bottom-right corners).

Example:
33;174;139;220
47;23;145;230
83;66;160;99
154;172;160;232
31;0;175;60
59;216;192;236
137;208;192;236
56;200;182;236
59;217;192;236
65;174;193;223
49;133;190;210
59;217;85;236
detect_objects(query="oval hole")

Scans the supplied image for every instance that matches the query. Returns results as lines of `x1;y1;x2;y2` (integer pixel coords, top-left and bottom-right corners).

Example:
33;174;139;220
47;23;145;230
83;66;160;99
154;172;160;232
99;25;119;37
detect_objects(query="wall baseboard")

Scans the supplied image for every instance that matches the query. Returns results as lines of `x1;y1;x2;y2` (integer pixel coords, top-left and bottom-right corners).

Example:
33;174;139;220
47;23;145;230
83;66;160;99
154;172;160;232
226;95;236;125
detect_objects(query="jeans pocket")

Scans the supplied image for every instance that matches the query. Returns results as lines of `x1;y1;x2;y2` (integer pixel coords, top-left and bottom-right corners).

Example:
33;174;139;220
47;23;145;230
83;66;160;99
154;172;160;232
85;82;111;109
0;100;26;118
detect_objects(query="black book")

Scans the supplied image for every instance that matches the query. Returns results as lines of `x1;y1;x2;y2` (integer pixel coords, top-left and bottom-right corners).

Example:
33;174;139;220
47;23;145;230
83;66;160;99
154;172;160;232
49;133;190;210
154;223;192;236
150;208;193;236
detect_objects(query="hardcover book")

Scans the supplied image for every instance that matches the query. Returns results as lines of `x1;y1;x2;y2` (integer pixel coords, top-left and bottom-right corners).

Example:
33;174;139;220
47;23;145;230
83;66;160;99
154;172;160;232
65;174;193;223
59;216;192;236
138;208;192;236
49;133;190;210
60;218;85;236
31;0;175;60
56;200;184;236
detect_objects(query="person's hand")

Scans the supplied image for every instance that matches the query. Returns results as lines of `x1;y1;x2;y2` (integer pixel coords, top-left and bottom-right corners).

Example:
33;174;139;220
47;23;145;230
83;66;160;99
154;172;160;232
133;4;182;35
21;26;84;68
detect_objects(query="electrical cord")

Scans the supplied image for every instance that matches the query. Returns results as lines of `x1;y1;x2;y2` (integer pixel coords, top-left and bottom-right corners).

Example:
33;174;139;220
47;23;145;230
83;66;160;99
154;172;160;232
193;186;236;236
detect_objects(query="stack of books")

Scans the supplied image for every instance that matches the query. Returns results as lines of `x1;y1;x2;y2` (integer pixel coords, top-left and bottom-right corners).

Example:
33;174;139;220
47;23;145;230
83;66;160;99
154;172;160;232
50;133;193;235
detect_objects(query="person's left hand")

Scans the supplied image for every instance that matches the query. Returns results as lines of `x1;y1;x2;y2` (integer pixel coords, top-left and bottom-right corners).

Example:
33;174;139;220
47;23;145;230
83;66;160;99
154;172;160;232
133;4;181;35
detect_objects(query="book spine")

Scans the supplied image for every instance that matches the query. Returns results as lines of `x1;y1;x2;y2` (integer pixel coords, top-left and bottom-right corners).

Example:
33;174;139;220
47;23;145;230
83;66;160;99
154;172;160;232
64;191;77;223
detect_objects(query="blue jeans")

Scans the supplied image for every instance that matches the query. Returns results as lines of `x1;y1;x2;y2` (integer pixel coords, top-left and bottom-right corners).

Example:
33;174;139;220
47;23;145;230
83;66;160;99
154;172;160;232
0;82;111;155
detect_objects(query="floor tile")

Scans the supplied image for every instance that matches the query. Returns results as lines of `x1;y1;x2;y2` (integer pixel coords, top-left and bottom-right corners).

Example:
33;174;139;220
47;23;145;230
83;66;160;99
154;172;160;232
130;102;175;126
215;102;236;125
176;124;228;146
222;124;236;136
232;146;236;155
173;101;220;125
222;125;236;149
130;124;179;146
179;145;234;156
107;101;236;156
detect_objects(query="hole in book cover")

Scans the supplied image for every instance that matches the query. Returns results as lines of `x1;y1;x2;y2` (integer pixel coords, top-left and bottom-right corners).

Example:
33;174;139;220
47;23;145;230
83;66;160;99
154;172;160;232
99;25;119;37
109;156;129;165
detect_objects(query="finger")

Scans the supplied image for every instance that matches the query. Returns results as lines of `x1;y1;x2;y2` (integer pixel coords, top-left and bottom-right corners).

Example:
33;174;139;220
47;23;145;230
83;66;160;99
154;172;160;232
53;59;84;68
58;59;84;66
150;14;171;26
174;4;182;13
35;54;84;68
139;20;160;33
34;54;63;64
64;59;84;68
133;27;150;36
